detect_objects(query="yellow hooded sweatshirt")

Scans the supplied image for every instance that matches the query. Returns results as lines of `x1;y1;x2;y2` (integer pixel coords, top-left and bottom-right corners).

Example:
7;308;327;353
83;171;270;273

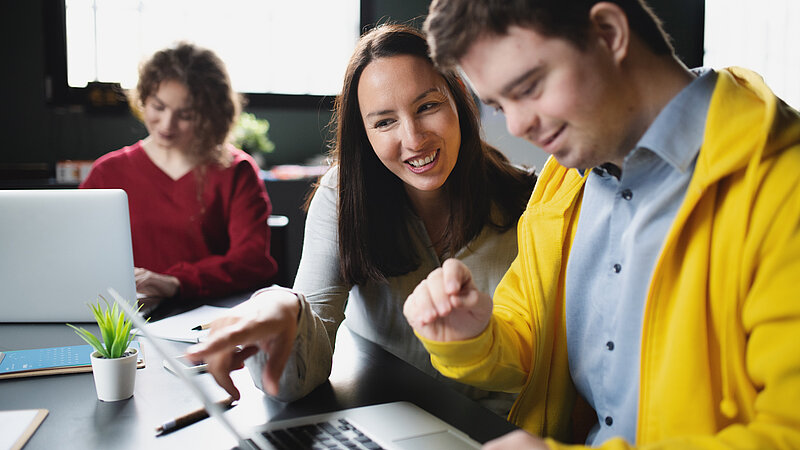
420;68;800;449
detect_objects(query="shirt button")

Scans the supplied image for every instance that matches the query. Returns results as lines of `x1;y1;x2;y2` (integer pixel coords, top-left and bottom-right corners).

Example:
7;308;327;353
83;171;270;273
621;189;633;200
606;341;615;351
613;263;622;273
605;416;614;426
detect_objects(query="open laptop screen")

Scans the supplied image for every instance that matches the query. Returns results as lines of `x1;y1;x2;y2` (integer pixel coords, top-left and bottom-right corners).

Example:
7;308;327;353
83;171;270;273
0;189;136;322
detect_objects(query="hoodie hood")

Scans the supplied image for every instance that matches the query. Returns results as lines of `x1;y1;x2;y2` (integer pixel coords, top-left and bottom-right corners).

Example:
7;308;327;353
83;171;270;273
695;67;800;187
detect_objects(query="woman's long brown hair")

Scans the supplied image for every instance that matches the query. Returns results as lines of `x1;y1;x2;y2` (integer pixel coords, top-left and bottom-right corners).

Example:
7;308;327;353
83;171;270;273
314;24;536;286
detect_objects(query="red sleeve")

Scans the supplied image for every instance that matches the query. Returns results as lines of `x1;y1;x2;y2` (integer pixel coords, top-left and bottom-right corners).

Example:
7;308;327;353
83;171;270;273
163;155;279;299
79;160;107;189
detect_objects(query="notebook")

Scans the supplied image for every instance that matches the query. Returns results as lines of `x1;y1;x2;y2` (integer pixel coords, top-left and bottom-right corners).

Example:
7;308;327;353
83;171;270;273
0;189;137;322
108;288;481;450
0;340;144;380
133;305;229;343
0;409;49;450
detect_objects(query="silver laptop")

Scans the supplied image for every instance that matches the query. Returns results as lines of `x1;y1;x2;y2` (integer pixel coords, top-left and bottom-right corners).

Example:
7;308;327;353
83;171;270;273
0;189;137;322
109;288;481;450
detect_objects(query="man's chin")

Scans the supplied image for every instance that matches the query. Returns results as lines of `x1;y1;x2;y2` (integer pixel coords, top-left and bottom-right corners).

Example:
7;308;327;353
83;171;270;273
550;148;602;171
551;152;584;170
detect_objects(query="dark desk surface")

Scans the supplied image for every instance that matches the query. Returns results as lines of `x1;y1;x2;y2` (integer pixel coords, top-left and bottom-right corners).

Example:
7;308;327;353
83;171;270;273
0;311;516;449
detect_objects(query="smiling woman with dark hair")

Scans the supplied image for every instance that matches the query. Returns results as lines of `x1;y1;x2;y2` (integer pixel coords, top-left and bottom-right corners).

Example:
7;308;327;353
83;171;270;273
187;24;536;418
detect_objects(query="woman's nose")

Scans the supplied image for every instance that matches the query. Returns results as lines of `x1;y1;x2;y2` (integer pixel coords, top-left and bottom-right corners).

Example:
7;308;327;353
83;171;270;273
401;119;426;150
167;112;180;129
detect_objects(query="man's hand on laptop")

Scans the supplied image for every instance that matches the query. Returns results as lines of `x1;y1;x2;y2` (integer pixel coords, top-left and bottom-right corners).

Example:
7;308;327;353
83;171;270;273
403;258;493;342
184;290;301;400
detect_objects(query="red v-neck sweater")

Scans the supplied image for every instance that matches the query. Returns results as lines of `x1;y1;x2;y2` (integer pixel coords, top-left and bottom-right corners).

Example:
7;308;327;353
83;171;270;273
80;141;277;300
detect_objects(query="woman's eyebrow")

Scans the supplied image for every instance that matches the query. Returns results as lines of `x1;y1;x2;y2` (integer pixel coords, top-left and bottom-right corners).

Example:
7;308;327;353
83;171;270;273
364;88;442;119
413;87;440;102
151;94;192;111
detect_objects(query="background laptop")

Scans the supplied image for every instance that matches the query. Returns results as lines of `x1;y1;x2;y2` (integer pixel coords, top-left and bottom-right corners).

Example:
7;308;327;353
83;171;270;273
110;289;481;450
0;189;137;322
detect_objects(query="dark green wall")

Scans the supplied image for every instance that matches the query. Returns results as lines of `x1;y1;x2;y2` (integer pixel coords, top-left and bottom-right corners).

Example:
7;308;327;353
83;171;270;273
1;0;702;177
0;0;431;176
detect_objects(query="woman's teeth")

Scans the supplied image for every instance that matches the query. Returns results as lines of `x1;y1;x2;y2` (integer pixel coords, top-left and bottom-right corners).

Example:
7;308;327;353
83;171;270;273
408;150;438;168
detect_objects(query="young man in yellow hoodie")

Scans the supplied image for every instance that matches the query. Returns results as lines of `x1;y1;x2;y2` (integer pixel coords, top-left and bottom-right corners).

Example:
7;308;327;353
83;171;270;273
404;0;800;448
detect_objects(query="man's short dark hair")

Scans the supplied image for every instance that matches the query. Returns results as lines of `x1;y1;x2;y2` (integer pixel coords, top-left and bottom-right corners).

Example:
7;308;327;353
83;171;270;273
424;0;675;70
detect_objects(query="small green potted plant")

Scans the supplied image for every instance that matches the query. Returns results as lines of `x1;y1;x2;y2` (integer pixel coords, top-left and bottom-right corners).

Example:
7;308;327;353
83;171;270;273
67;297;140;402
232;112;276;169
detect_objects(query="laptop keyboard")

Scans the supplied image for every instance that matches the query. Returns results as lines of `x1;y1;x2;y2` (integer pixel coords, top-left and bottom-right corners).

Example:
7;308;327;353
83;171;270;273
259;418;384;450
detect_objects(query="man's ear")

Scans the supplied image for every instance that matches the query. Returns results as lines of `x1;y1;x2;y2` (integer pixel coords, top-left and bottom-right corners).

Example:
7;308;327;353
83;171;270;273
589;2;630;65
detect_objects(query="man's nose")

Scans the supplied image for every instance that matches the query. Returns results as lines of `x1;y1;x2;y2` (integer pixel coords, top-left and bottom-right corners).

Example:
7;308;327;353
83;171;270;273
504;103;538;139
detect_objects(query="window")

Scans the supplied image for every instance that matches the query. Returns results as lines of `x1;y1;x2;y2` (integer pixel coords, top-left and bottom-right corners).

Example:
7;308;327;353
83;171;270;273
704;0;800;108
45;0;363;107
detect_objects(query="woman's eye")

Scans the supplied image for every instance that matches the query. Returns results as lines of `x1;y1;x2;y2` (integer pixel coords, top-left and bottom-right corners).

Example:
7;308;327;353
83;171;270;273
418;101;440;113
374;119;393;129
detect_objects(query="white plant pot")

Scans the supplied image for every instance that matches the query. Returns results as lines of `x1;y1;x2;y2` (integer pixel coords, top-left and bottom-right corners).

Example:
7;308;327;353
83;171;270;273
90;348;137;402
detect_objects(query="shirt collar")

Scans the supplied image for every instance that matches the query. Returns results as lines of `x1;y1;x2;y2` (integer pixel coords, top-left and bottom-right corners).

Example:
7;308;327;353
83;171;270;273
633;68;717;173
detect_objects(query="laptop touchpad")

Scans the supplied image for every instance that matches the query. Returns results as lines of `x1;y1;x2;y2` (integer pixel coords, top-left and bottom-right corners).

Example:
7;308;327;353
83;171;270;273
392;430;480;449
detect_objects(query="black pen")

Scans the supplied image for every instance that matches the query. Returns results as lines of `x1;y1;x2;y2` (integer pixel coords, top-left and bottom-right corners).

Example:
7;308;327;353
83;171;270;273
155;396;236;435
191;323;211;331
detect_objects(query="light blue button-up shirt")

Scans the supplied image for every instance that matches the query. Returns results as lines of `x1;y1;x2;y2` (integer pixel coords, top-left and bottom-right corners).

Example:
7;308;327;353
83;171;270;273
564;69;717;446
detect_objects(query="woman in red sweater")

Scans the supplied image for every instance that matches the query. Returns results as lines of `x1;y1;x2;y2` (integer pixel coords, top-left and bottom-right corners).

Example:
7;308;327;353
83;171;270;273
81;42;277;309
